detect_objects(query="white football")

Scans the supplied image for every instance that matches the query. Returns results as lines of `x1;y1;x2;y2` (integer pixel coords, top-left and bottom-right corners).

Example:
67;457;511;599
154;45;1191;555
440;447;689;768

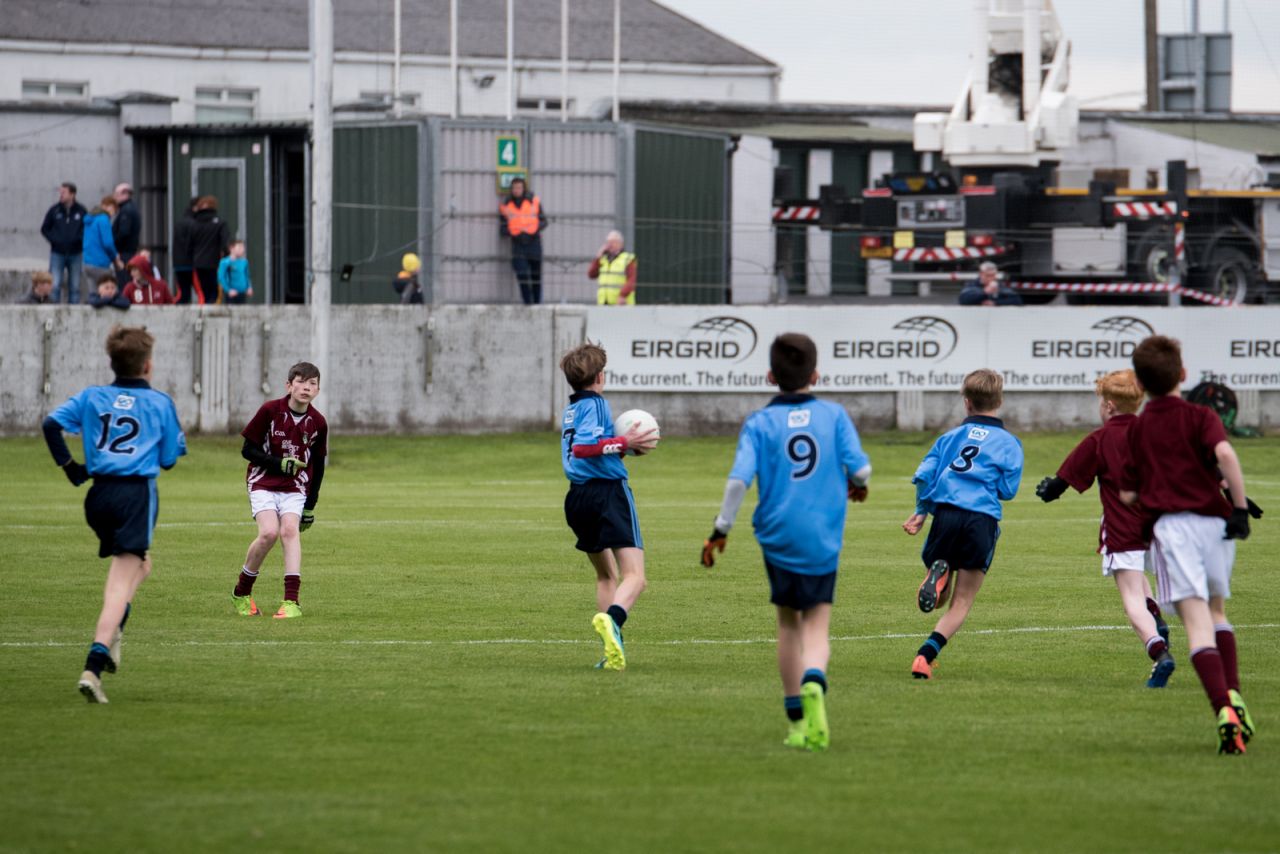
614;409;660;455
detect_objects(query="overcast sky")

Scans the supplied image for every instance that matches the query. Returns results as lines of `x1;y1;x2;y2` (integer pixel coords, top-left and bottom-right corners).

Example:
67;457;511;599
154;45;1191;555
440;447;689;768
661;0;1280;112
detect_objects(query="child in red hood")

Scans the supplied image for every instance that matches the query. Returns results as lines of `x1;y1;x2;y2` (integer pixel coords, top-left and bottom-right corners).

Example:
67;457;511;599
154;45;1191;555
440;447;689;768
122;252;175;305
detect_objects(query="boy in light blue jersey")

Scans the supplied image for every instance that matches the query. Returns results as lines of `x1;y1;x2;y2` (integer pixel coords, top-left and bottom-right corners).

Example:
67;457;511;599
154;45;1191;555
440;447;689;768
903;369;1022;680
42;326;187;703
702;333;871;751
559;343;657;670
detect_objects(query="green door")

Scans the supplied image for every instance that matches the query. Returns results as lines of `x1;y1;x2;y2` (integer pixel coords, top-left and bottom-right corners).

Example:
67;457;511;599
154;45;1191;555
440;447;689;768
192;159;245;241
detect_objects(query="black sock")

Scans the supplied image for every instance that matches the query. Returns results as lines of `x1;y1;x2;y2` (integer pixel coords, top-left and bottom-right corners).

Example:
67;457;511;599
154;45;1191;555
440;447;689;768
119;602;131;631
784;695;803;721
801;668;828;693
918;631;948;664
85;642;111;677
606;604;628;628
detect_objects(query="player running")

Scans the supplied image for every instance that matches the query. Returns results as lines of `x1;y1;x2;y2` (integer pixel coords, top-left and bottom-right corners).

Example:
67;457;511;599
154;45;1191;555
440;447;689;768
1035;370;1175;687
559;343;657;670
230;362;328;619
904;369;1023;680
701;333;871;751
42;326;187;703
1118;335;1257;754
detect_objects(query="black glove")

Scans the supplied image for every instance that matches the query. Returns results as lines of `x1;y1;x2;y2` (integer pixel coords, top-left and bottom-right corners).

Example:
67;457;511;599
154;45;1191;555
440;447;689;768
1036;476;1068;503
1222;489;1263;519
277;456;303;476
300;510;314;532
701;527;728;568
62;460;89;487
1225;508;1251;541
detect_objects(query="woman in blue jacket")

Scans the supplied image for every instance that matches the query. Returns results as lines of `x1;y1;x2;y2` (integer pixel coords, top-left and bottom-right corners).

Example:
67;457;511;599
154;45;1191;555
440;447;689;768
82;195;122;296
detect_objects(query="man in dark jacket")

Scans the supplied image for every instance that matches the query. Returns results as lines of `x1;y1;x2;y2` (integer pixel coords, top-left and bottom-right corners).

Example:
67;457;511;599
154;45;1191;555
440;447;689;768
498;177;547;305
188;196;231;304
958;261;1023;306
172;197;198;304
112;183;142;266
41;182;88;304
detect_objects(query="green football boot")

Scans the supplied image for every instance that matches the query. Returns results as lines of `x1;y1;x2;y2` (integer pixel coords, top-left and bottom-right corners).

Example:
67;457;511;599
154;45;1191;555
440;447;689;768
232;594;260;617
783;719;807;749
592;612;626;671
1229;689;1255;743
273;601;303;620
801;682;829;752
1217;706;1247;755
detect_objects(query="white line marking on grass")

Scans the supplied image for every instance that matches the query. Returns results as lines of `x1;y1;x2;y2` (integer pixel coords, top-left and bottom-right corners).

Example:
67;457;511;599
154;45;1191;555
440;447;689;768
3;624;1277;650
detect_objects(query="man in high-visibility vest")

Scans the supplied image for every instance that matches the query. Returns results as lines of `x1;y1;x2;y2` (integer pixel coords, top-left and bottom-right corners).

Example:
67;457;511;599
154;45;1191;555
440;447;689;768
498;177;547;305
588;230;637;306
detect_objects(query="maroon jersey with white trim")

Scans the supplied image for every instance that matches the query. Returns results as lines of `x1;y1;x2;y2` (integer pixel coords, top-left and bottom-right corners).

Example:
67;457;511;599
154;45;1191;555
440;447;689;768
242;397;328;495
1056;414;1148;553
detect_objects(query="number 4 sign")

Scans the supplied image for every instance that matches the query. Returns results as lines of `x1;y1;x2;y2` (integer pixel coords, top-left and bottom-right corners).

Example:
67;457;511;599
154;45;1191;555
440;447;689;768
496;134;526;193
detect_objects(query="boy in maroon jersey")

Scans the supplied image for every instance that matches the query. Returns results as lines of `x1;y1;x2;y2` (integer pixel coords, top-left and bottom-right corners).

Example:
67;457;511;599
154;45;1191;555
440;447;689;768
1036;370;1174;687
231;362;328;619
1118;336;1255;754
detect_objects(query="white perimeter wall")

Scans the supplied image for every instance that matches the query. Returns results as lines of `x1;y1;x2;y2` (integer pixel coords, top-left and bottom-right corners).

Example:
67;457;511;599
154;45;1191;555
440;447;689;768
3;304;1277;437
729;134;775;304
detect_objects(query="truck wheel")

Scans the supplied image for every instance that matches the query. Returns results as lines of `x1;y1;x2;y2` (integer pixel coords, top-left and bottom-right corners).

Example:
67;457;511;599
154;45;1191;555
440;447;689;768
1132;229;1173;284
1205;247;1256;304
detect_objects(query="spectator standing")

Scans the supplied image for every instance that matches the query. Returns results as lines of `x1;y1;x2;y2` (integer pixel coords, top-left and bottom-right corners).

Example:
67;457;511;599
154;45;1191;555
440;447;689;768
588;230;637;306
122;253;174;305
189;196;231;305
172;197;198;304
393;252;424;305
89;273;130;311
959;261;1023;306
218;239;253;304
499;177;547;305
112;183;142;265
41;182;88;304
82;196;123;297
17;271;55;304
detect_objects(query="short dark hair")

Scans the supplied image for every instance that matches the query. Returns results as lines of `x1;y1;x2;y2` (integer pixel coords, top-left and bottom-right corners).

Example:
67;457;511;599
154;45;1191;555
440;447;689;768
106;326;153;377
288;361;321;383
770;333;817;392
1132;335;1182;396
97;273;117;286
560;343;607;391
61;181;77;194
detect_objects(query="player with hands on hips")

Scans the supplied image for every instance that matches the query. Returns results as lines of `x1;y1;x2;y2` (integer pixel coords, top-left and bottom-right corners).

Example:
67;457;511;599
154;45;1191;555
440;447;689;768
231;362;329;619
703;333;871;752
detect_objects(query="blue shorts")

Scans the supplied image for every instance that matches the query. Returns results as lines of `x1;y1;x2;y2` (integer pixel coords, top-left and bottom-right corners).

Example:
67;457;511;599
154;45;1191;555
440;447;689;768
564;479;642;553
922;503;1000;573
84;476;157;559
765;560;836;611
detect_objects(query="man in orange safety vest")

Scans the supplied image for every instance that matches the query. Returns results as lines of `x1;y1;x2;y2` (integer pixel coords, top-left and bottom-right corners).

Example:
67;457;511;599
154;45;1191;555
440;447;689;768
499;177;547;304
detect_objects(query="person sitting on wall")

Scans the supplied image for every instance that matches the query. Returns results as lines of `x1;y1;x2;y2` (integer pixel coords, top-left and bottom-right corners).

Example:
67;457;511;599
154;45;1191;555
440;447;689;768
959;261;1023;306
123;253;175;305
89;273;130;311
588;230;637;306
393;252;424;305
17;270;56;304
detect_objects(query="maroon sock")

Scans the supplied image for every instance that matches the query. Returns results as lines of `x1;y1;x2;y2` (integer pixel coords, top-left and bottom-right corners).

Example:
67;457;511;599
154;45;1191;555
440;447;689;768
1145;597;1163;620
284;574;300;604
1145;637;1168;661
1215;627;1240;692
1191;648;1231;712
233;568;258;597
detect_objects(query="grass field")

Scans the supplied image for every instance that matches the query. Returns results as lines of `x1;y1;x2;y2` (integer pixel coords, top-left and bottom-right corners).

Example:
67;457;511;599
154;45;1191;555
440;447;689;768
2;429;1278;853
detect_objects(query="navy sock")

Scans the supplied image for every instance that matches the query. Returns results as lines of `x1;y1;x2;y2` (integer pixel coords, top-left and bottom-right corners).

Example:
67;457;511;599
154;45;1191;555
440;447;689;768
918;631;948;663
119;602;131;631
784;695;804;722
85;642;111;678
606;604;628;628
801;668;827;694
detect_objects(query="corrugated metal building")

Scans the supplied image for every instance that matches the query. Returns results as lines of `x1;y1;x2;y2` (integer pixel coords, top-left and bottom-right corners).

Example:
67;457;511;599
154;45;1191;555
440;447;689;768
128;118;732;305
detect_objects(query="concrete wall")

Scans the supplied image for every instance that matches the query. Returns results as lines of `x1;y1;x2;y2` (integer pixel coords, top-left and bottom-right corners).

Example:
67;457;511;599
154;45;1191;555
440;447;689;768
3;305;1277;436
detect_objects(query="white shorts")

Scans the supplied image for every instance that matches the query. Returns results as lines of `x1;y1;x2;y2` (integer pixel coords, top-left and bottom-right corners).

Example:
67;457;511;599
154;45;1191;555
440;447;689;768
1150;512;1235;606
249;489;306;519
1101;548;1148;577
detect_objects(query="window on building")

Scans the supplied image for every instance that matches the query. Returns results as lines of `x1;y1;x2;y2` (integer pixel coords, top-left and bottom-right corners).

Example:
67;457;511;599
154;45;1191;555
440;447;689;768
22;80;89;101
195;87;257;123
516;97;572;116
359;90;419;108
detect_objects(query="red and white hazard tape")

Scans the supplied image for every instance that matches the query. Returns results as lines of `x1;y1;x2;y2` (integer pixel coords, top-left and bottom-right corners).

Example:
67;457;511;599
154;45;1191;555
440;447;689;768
1112;201;1178;218
1010;281;1238;306
893;246;1008;262
772;206;821;222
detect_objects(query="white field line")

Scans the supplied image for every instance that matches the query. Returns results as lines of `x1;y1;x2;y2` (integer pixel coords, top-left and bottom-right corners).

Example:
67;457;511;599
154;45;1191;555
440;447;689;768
2;623;1277;650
